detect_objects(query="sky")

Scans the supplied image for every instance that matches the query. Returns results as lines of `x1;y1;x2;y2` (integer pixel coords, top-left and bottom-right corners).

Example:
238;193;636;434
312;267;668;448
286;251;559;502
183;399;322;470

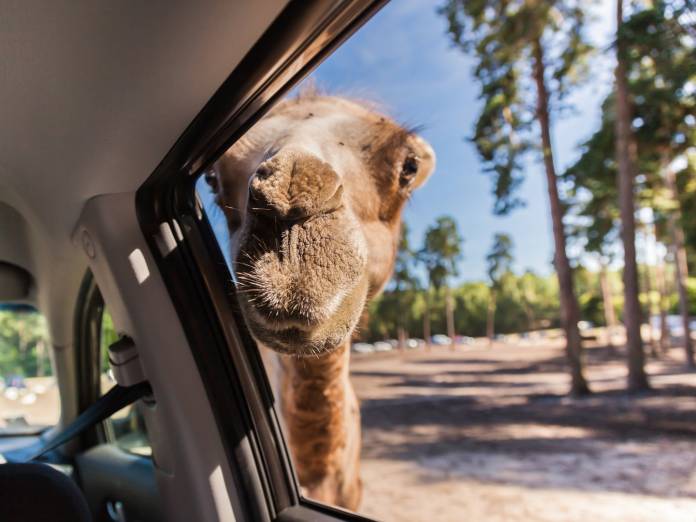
303;0;617;282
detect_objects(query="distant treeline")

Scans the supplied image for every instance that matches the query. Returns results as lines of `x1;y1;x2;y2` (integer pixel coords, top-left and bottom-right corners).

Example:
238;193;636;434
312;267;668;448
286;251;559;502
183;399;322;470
0;310;49;378
361;267;694;343
0;308;118;379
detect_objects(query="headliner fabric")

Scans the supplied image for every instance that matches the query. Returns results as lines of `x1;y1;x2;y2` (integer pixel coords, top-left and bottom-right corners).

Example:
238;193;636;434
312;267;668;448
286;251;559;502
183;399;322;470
0;462;92;522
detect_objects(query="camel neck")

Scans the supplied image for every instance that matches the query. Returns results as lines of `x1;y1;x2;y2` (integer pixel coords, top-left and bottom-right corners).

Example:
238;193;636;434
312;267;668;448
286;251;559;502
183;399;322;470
279;341;353;495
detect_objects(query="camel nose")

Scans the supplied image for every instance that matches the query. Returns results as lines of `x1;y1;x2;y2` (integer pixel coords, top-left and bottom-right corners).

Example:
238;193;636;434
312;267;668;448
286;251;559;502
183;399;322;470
248;149;343;220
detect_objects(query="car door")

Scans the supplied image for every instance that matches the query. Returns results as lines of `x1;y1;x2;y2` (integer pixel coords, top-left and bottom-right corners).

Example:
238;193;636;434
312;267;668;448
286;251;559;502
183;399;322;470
72;273;162;522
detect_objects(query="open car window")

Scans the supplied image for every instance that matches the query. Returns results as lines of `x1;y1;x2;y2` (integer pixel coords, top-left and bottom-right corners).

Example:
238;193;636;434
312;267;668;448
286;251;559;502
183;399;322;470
99;308;152;457
0;306;57;434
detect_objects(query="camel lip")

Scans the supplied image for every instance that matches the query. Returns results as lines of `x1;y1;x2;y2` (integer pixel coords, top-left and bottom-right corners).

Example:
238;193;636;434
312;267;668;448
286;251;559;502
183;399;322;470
241;301;320;333
242;314;344;357
254;315;316;333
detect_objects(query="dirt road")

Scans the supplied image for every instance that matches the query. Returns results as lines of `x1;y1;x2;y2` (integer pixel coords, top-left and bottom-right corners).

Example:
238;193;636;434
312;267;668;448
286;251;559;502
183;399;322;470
352;339;696;521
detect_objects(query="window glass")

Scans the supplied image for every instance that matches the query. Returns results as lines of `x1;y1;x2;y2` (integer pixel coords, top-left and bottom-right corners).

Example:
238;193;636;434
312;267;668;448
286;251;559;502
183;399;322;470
100;308;151;457
0;306;57;432
197;1;696;520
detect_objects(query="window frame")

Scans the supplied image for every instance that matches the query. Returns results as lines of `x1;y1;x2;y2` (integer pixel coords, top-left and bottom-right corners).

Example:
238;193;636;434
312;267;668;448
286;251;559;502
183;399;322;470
134;1;387;520
73;270;107;449
74;271;153;455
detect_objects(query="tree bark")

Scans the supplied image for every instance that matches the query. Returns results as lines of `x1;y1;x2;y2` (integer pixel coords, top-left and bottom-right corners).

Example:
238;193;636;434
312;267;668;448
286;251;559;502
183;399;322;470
397;327;407;352
665;165;695;367
532;39;590;396
637;226;659;357
655;249;671;353
615;0;650;391
640;261;660;357
487;288;496;348
599;262;617;352
519;278;535;332
396;283;408;351
36;339;45;377
423;288;431;350
445;285;456;349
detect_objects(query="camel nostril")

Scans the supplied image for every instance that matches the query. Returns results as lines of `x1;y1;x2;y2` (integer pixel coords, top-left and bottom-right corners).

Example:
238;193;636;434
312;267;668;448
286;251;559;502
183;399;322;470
256;164;272;179
323;184;344;213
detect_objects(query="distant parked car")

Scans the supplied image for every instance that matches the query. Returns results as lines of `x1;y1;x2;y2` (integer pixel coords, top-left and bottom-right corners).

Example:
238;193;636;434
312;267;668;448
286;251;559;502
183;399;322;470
455;335;475;345
351;342;374;354
373;341;393;352
407;338;425;349
431;334;452;346
578;321;594;331
4;375;26;389
387;339;399;348
650;315;696;338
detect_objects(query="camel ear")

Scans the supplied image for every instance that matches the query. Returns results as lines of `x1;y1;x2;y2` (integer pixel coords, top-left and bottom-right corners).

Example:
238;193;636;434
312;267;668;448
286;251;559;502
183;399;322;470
408;135;436;189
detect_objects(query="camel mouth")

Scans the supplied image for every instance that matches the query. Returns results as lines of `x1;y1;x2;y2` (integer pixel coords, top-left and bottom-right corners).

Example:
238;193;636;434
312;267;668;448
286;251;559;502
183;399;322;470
239;318;349;357
234;211;368;356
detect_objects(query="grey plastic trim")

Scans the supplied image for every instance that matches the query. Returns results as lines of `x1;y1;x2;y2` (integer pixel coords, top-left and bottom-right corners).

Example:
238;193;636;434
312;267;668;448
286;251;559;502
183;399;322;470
108;336;147;387
73;193;243;522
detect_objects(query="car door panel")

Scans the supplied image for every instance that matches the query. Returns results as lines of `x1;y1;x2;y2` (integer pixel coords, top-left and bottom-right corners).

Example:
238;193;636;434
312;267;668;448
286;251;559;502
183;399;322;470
76;444;161;522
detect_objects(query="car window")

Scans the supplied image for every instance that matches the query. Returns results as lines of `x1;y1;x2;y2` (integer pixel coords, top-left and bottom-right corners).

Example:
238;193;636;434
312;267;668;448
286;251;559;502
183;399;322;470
0;306;58;433
192;1;696;521
99;308;151;457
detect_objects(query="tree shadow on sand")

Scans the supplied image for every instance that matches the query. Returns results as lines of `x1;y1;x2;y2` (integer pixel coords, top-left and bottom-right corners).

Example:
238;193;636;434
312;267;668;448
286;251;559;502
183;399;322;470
354;344;696;498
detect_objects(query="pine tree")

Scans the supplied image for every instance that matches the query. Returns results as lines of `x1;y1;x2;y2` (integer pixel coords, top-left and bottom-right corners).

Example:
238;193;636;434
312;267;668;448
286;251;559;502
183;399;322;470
440;0;592;394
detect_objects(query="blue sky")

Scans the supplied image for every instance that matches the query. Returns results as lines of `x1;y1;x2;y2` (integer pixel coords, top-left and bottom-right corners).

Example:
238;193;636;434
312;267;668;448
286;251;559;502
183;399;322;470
305;0;616;282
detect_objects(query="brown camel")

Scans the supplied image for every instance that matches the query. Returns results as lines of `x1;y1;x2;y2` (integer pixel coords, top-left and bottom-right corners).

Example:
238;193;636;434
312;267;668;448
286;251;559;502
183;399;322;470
206;92;435;510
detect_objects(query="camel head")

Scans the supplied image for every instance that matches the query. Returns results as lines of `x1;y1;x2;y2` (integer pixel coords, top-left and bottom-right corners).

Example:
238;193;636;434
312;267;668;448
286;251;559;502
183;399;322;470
207;94;435;356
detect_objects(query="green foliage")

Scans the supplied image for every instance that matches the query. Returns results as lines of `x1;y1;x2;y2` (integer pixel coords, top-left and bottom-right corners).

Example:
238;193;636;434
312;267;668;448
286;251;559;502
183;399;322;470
676;155;696;271
439;0;592;214
575;266;608;326
564;96;620;256
486;233;514;286
100;309;118;373
364;269;566;340
418;216;464;290
565;1;695;255
0;310;50;378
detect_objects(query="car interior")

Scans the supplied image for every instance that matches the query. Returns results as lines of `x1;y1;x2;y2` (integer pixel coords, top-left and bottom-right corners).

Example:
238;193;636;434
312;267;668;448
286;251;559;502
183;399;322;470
0;1;385;521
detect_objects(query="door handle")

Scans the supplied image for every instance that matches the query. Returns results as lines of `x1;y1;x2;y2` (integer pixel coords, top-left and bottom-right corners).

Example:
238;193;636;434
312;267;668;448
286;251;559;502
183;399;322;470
106;500;127;522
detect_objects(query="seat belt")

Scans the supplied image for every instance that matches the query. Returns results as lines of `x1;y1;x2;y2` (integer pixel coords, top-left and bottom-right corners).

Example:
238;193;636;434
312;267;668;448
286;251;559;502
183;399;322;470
28;381;152;462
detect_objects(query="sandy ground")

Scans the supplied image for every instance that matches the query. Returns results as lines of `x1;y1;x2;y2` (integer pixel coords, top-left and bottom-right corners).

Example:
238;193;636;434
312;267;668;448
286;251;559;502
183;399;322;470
0;376;59;429
351;337;696;521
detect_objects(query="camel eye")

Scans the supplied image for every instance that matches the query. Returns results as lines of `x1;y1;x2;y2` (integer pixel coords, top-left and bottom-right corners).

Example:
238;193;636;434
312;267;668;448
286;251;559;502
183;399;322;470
204;170;219;193
400;155;419;186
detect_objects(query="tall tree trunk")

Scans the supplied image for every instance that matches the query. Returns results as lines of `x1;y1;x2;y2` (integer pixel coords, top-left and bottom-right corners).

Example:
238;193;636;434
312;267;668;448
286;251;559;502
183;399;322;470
615;0;650;391
532;39;590;396
397;327;407;352
637;225;659;356
665;165;695;367
655;249;671;353
487;288;496;348
423;287;431;350
640;261;660;357
599;262;617;353
445;285;456;349
36;339;45;377
519;279;535;332
396;285;407;351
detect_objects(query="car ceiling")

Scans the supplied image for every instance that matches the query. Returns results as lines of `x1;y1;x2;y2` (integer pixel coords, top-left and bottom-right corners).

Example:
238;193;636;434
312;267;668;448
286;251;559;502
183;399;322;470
0;0;287;342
